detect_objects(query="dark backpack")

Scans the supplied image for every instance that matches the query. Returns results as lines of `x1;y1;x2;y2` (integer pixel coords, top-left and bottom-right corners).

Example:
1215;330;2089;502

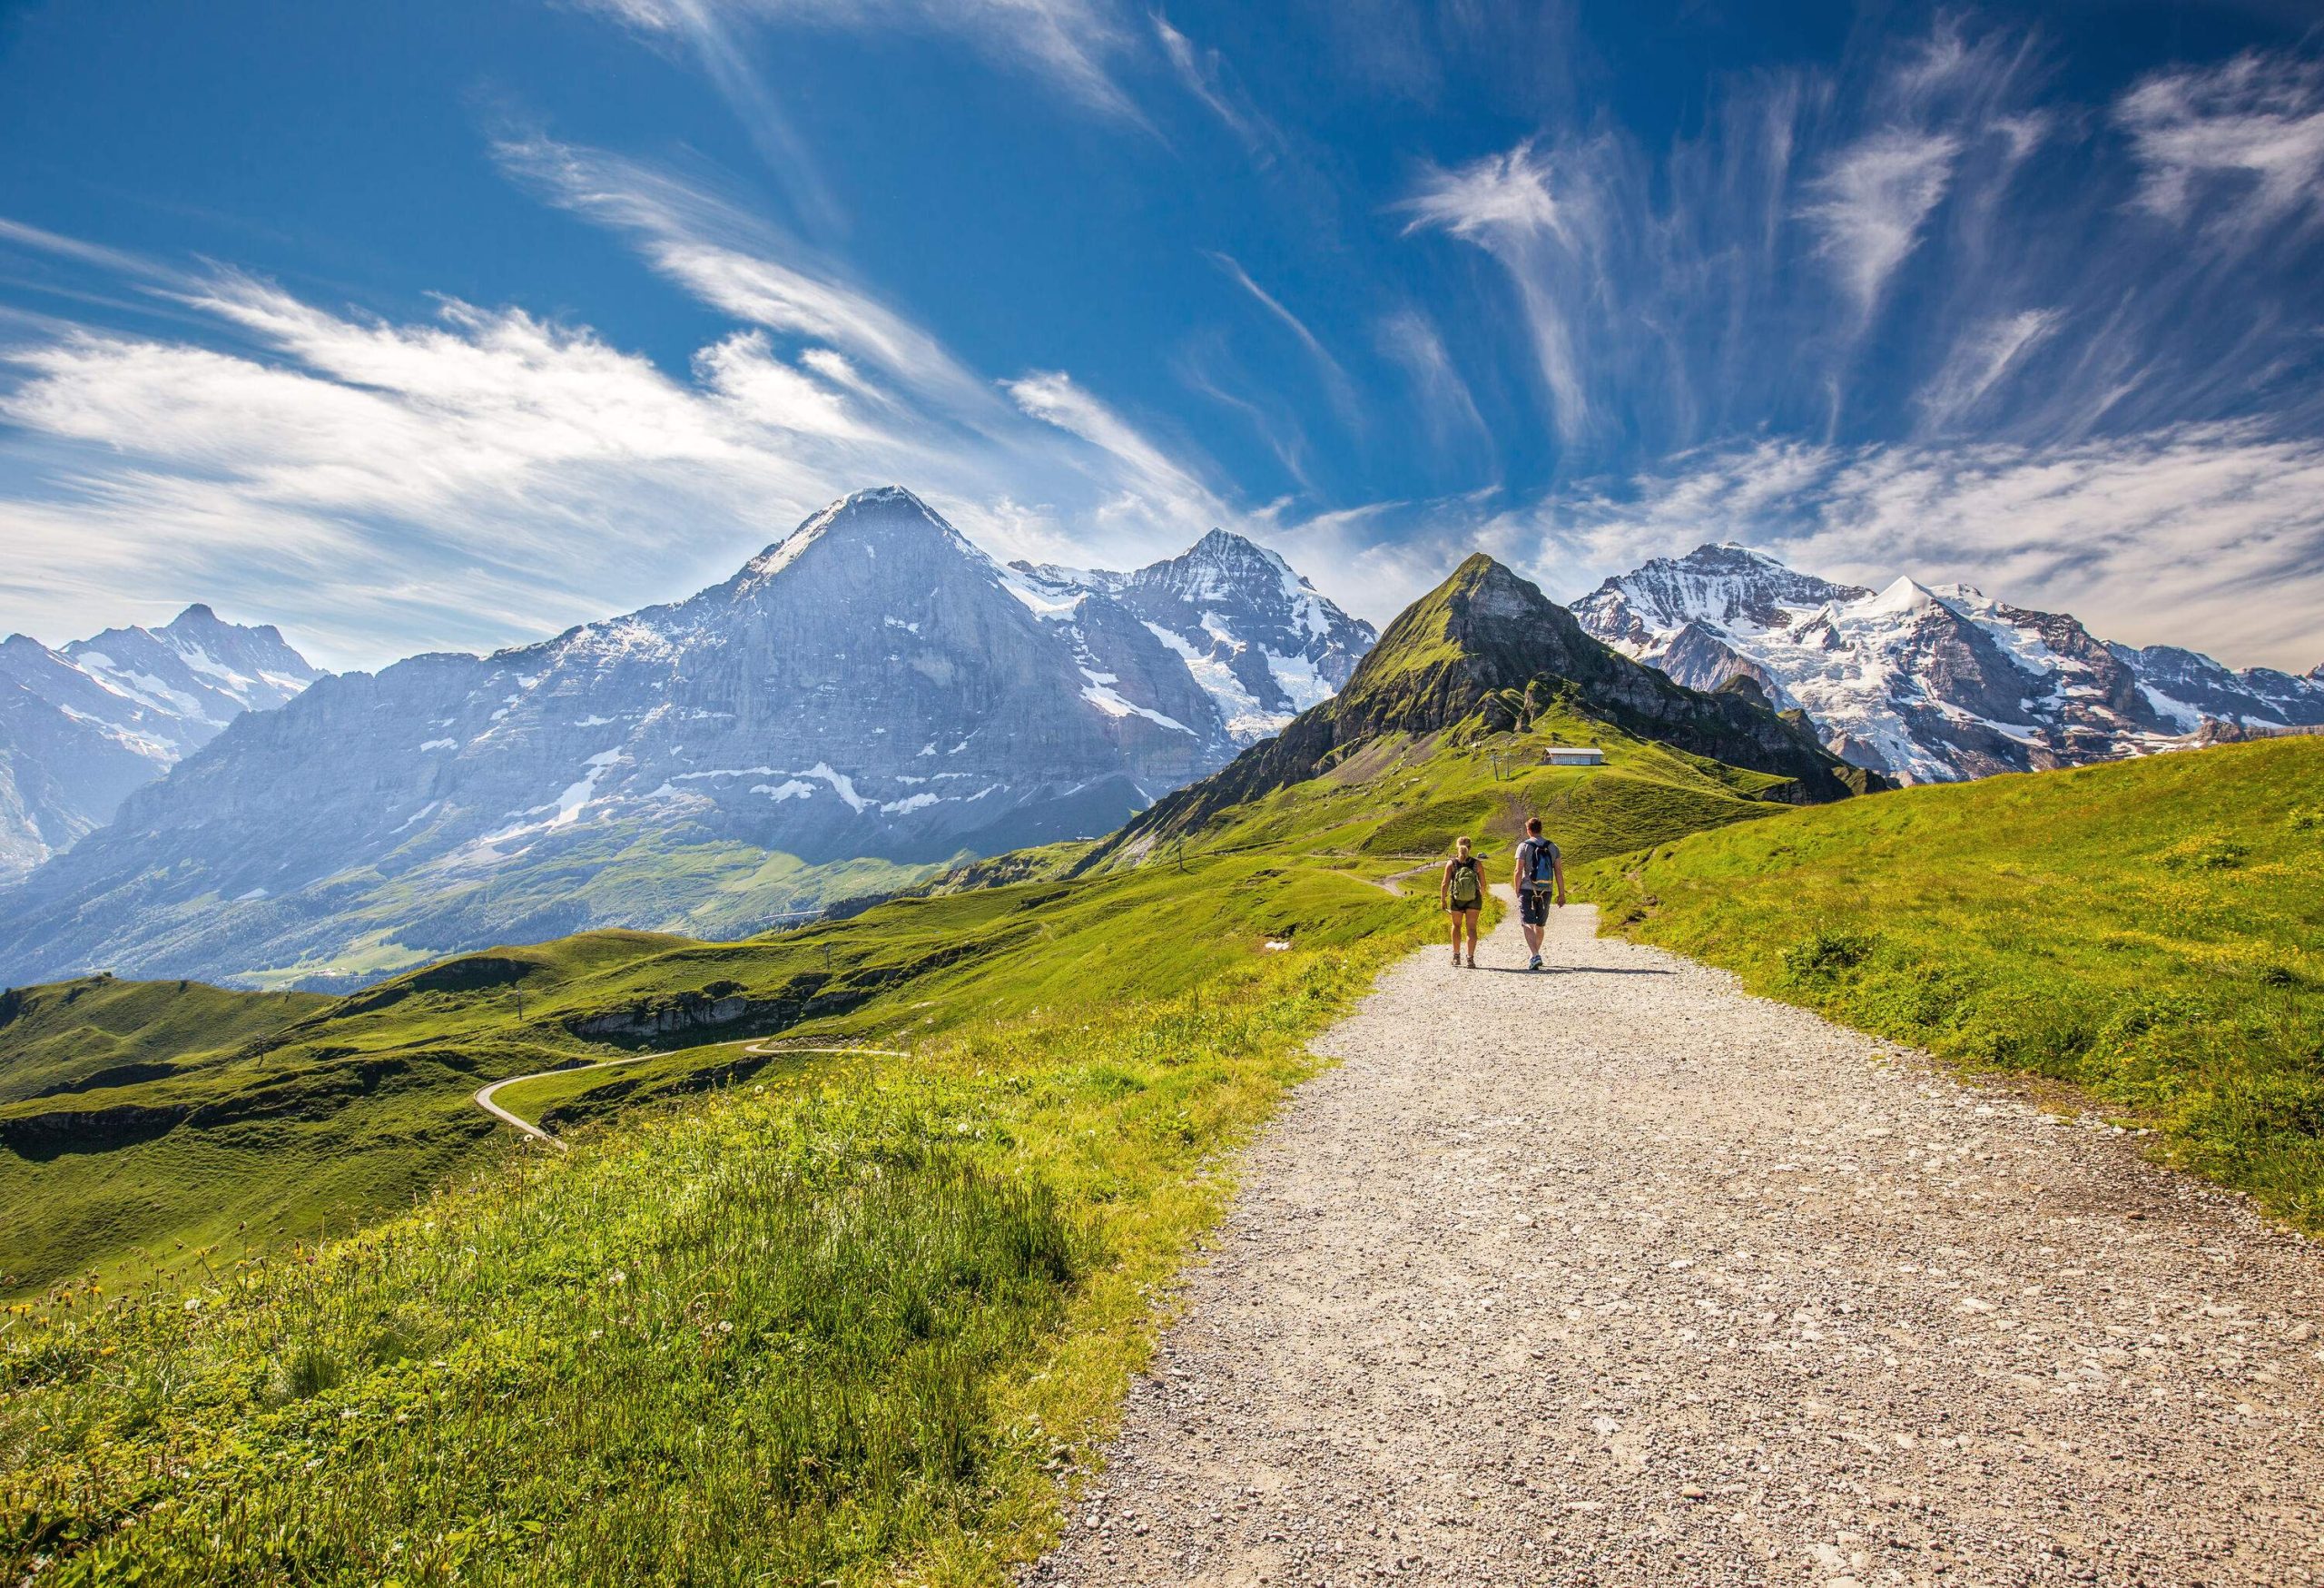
1448;857;1482;908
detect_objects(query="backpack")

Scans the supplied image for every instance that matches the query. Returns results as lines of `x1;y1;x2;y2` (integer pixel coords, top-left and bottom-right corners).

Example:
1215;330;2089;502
1449;857;1482;908
1521;836;1558;889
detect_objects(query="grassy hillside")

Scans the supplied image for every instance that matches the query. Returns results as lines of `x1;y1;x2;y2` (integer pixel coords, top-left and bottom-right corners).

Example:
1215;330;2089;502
5;852;1428;1584
0;976;327;1105
1578;737;2324;1226
0;842;1398;1296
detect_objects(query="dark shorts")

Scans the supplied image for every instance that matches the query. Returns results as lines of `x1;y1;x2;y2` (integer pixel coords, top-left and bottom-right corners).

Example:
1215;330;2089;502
1519;887;1551;927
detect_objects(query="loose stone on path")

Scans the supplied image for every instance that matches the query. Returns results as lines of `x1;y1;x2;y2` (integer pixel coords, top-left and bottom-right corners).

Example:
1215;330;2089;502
1026;893;2324;1587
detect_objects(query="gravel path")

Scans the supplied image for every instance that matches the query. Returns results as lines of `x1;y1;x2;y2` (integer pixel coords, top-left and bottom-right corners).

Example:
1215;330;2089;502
1029;893;2324;1587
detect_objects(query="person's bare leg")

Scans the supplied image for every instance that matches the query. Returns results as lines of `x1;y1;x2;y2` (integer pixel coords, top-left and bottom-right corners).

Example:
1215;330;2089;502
1463;911;1480;964
1448;914;1462;962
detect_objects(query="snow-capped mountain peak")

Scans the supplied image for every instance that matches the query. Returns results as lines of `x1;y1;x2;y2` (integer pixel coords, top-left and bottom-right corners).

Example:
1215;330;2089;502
1027;528;1377;744
1573;545;2324;782
0;606;322;880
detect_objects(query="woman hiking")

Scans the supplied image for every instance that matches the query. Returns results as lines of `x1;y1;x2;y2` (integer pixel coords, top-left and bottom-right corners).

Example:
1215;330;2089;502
1441;835;1485;968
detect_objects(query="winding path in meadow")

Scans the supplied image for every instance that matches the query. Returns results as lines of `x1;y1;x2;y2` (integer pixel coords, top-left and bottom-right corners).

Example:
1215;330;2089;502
1029;891;2324;1587
473;1041;906;1149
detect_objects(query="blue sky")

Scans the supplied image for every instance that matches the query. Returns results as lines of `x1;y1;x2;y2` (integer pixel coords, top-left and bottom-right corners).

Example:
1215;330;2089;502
2;0;2321;671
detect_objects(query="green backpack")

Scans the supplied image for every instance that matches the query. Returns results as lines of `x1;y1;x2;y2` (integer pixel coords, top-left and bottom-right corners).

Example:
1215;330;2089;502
1448;857;1482;908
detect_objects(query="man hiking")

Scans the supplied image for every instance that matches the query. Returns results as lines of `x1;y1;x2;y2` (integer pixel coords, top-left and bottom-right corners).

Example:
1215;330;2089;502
1512;816;1566;972
1440;835;1484;969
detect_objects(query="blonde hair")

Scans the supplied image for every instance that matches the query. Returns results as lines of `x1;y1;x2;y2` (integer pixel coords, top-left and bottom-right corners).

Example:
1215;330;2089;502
1454;836;1472;855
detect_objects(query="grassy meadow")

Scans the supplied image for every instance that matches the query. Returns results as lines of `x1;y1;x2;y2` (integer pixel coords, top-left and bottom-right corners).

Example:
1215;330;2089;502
3;938;1406;1585
1577;736;2324;1226
0;705;1794;1584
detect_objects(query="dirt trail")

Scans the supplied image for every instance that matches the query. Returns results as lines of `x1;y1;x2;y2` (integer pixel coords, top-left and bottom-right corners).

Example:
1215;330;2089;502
473;1041;905;1149
1029;892;2324;1587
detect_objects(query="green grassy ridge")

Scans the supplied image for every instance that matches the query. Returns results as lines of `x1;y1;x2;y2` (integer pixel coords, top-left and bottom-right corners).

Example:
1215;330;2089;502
1115;706;1787;872
1577;737;2324;1226
4;892;1426;1585
0;977;328;1106
0;843;1417;1293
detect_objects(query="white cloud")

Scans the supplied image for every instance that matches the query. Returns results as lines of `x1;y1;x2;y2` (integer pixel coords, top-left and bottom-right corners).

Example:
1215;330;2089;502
2117;53;2324;235
1800;128;1962;315
1004;369;1227;534
1401;141;1598;440
1374;309;1489;463
1205;252;1356;427
586;0;1140;119
1400;140;1572;244
1914;307;2063;433
1152;12;1278;156
0;186;1272;666
497;136;993;416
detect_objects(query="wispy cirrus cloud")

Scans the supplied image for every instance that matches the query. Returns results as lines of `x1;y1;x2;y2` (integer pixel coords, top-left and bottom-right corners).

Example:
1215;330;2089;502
1373;308;1490;468
1204;252;1357;427
496;134;994;415
586;0;1142;119
2117;53;2324;236
1399;139;1599;441
0;182;1267;666
1004;368;1230;533
1151;11;1283;160
1799;128;1962;318
1913;307;2063;435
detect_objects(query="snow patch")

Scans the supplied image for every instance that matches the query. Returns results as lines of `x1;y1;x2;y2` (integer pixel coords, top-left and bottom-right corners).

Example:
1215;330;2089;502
547;748;625;827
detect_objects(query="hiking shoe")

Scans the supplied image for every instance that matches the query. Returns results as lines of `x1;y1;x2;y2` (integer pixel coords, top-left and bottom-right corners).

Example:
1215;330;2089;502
1465;954;1476;969
1528;953;1542;971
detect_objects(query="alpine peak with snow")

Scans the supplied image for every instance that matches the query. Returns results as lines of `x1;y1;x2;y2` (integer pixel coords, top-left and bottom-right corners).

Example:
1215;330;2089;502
1007;527;1375;745
1572;544;2324;783
0;604;320;879
0;488;1372;987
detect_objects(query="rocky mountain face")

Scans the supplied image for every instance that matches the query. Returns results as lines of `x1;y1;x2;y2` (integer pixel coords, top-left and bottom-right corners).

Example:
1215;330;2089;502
1573;544;2324;783
0;489;1369;987
1101;554;1877;855
0;607;320;878
1009;528;1375;745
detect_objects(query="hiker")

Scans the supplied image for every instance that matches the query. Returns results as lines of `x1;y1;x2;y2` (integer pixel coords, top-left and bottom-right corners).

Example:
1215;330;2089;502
1440;835;1485;968
1512;816;1566;972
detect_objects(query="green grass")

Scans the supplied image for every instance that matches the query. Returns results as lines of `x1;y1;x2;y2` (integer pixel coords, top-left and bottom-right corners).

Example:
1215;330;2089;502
1576;737;2324;1226
0;703;1864;1584
0;978;328;1106
4;883;1424;1584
